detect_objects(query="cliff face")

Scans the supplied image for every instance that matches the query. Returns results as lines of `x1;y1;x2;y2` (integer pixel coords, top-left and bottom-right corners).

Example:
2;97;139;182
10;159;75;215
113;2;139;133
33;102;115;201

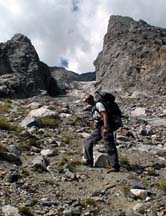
94;16;166;95
0;34;58;98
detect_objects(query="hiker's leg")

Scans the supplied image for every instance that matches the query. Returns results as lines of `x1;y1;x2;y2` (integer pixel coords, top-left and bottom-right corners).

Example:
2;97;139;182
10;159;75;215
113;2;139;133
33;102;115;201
84;127;101;166
102;129;120;169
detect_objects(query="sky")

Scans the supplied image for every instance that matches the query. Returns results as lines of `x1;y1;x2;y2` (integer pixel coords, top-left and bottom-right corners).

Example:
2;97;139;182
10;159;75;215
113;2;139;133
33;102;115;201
0;0;166;74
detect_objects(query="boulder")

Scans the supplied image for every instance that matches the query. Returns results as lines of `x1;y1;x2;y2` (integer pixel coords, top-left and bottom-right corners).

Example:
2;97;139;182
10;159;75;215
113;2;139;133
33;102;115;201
41;149;54;157
93;145;109;167
20;106;59;127
0;152;22;165
32;156;47;171
130;188;148;199
0;33;59;98
94;153;109;168
131;107;146;117
20;116;42;128
2;205;21;216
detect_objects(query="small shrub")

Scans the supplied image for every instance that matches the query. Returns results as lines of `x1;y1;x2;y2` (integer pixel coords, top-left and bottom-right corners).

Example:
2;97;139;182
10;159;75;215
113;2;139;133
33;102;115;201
27;138;40;147
21;168;30;177
0;144;8;153
19;206;33;216
69;159;81;166
18;138;41;151
67;150;76;155
28;138;39;147
18;142;31;151
146;168;158;176
14;126;24;134
17;107;28;114
57;157;80;173
56;157;68;173
0;119;15;131
66;163;77;173
53;149;59;156
159;181;166;192
31;199;38;206
123;186;130;196
44;179;55;185
40;116;59;128
0;104;10;113
66;115;89;128
120;156;130;166
61;132;74;144
80;198;97;208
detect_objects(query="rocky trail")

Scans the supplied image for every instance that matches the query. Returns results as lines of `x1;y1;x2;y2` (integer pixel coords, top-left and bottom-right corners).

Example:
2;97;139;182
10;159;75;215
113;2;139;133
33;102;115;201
0;82;166;216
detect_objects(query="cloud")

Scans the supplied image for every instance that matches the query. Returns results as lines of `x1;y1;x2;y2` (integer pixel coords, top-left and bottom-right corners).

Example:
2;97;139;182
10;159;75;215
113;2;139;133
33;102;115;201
0;0;166;73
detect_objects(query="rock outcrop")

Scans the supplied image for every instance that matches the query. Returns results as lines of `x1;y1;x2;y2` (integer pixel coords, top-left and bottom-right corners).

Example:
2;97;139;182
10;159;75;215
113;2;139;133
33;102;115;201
94;15;166;95
50;66;96;90
0;34;58;98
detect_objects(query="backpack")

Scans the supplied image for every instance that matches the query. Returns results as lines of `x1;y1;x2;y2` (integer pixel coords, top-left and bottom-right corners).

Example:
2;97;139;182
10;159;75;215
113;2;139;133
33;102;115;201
95;91;123;131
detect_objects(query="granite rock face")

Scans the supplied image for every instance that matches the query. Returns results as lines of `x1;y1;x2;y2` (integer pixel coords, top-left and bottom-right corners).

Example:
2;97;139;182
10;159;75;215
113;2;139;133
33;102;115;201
0;34;58;98
94;16;166;95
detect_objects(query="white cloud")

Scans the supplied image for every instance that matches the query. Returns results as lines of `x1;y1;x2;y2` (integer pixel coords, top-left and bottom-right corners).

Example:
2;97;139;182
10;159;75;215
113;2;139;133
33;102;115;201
0;0;166;73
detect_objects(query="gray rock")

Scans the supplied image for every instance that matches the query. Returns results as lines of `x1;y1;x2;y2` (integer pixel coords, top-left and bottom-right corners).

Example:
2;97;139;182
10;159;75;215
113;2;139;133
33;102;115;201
2;205;21;216
0;33;59;98
7;172;21;183
20;116;41;128
132;203;145;214
117;135;130;142
94;15;166;96
8;145;22;156
32;156;47;171
0;152;22;165
131;107;146;117
26;102;41;109
65;170;75;180
130;188;148;199
20;106;58;128
71;208;81;216
146;118;166;127
60;113;72;118
41;149;54;157
94;152;109;168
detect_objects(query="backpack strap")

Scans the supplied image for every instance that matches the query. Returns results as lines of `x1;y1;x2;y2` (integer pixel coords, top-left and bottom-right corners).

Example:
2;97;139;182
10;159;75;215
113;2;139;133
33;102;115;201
91;104;100;116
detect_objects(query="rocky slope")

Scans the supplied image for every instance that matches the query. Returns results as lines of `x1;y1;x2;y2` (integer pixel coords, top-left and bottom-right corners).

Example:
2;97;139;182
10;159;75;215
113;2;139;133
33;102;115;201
50;66;95;90
94;16;166;96
0;82;166;216
0;34;58;98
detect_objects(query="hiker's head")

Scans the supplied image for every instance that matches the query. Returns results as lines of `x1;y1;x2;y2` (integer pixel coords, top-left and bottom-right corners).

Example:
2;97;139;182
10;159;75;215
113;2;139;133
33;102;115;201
84;94;94;105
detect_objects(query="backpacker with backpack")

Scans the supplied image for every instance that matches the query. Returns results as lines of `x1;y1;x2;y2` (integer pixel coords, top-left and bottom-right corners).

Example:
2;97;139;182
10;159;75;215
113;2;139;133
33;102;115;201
95;91;123;131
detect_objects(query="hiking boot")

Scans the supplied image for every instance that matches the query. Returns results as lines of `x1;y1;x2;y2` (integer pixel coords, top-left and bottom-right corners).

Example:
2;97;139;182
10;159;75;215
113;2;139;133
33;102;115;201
82;160;93;168
107;167;120;173
86;163;93;168
83;161;93;168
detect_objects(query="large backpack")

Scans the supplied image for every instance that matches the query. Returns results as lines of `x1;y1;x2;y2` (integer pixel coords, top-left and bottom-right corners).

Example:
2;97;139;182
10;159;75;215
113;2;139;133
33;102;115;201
95;91;123;131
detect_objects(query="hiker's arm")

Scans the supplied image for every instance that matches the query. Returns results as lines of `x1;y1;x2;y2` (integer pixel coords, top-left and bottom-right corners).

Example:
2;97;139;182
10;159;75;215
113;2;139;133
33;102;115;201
101;111;109;134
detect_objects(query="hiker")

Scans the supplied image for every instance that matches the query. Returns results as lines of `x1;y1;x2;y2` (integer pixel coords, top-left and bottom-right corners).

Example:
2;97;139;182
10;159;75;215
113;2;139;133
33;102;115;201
83;94;120;171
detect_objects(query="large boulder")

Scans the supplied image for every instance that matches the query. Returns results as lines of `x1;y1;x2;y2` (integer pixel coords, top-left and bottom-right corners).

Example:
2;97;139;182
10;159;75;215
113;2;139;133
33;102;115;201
20;106;59;128
94;15;166;96
0;34;58;98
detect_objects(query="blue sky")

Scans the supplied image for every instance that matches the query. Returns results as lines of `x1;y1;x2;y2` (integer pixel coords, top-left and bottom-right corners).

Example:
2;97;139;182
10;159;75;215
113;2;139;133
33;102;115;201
0;0;166;73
